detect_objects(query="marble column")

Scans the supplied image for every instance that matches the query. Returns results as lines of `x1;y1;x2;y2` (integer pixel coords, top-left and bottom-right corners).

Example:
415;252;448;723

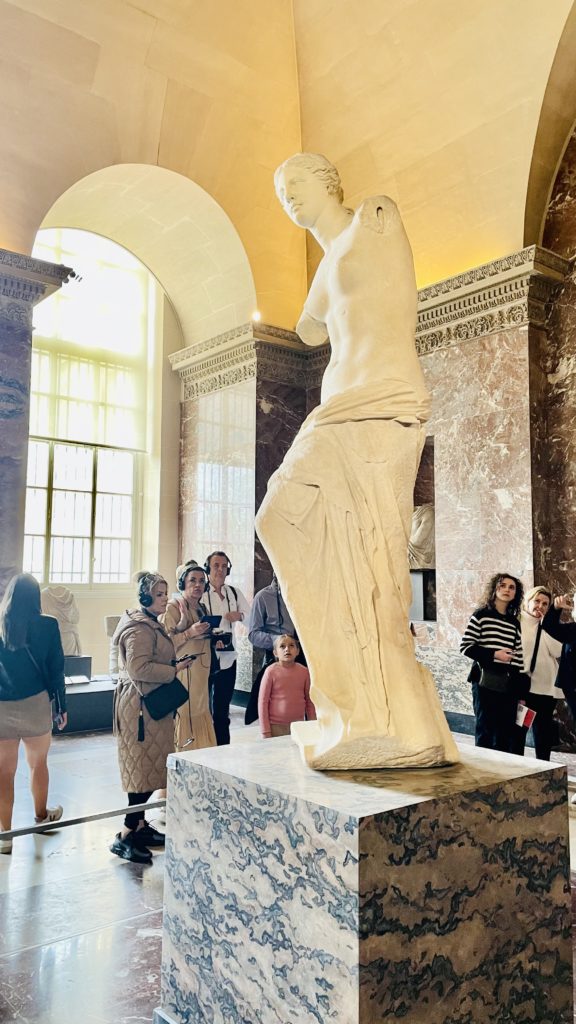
541;125;576;597
414;246;569;720
170;325;328;689
0;250;72;595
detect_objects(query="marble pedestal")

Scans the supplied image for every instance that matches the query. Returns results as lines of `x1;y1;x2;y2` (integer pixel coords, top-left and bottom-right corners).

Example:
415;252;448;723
155;740;572;1024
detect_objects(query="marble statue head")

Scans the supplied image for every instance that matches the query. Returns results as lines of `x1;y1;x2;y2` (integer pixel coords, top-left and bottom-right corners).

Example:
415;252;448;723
274;153;344;228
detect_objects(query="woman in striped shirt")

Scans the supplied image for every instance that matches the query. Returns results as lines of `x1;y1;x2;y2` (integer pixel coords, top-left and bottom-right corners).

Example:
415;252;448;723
460;573;526;753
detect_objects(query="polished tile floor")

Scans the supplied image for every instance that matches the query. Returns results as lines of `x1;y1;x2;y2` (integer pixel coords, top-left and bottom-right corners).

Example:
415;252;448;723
0;714;575;1023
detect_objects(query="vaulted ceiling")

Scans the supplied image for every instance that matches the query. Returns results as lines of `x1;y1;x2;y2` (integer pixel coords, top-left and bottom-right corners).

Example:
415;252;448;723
0;0;574;341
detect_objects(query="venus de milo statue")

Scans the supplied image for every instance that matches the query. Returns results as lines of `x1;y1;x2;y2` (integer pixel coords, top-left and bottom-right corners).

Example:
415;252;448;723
255;153;458;770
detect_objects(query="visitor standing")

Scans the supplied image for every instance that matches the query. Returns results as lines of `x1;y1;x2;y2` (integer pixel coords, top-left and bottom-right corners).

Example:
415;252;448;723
0;573;67;855
515;586;563;760
258;635;316;739
111;572;193;863
460;572;527;753
160;561;215;751
200;551;251;745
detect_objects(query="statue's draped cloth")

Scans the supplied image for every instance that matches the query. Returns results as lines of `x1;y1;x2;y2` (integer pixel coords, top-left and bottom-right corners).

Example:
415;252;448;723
256;378;456;766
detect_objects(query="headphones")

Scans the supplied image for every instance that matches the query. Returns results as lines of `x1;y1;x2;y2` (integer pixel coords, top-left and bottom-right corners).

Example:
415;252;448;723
138;572;163;608
177;560;206;592
204;551;232;577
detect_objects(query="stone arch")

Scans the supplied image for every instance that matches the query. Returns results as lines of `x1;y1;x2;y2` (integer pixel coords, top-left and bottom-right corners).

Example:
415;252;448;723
39;163;257;347
524;3;576;247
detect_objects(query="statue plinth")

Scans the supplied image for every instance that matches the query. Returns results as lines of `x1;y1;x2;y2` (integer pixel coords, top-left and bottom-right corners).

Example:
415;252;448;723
155;738;572;1024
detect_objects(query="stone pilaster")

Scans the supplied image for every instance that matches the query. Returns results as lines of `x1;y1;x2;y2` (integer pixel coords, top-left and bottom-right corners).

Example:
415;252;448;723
0;250;72;594
170;324;328;688
413;246;570;718
170;323;329;599
171;248;569;709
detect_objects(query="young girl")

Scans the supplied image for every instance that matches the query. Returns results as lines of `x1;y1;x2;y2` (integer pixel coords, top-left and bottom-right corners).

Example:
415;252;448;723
258;635;316;739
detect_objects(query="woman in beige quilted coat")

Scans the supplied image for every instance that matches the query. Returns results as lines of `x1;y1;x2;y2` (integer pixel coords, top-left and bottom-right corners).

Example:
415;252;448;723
160;560;216;752
111;572;193;864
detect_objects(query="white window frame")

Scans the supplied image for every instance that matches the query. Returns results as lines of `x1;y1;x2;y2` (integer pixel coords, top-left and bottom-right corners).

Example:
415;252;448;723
24;437;141;587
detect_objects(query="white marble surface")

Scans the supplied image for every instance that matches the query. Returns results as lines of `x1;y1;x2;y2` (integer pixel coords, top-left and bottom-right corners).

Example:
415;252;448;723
255;154;457;770
169;737;560;818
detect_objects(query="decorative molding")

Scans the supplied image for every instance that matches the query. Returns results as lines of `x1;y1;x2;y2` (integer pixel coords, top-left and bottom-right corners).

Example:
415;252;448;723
0;248;73;319
183;359;257;401
255;340;329;387
181;340;257;401
416;246;570;355
0;277;46;308
173;323;330;400
0;248;74;305
172;246;572;395
253;324;302;348
0;296;33;330
0;248;73;282
170;323;255;372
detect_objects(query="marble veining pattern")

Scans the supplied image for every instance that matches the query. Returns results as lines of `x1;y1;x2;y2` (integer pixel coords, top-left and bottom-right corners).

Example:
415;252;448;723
159;740;572;1022
162;759;360;1023
359;771;571;1022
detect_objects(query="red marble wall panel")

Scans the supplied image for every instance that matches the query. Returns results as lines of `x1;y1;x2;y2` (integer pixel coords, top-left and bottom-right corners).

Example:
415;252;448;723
537;267;576;595
541;124;576;595
421;327;534;648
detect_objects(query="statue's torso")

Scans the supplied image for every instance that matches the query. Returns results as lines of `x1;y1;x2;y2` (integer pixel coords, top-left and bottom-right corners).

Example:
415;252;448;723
302;198;426;403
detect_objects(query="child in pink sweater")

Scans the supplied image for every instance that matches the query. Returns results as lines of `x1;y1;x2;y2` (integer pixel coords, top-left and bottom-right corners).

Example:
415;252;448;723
258;634;316;738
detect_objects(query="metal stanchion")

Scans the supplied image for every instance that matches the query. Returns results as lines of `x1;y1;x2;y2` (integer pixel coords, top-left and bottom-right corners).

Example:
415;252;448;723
0;799;166;840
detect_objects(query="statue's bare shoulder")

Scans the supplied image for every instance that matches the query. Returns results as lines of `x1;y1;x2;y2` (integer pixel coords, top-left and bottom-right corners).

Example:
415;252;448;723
356;195;401;236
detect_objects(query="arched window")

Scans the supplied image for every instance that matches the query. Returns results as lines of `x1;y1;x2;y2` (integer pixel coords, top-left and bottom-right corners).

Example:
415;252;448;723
24;229;156;584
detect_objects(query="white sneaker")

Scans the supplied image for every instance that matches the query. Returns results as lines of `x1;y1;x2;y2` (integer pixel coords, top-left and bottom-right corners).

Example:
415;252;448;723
0;839;12;855
35;805;63;825
571;792;576;806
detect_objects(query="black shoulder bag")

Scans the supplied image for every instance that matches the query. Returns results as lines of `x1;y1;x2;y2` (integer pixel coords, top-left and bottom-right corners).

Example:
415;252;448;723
142;678;188;721
479;621;523;694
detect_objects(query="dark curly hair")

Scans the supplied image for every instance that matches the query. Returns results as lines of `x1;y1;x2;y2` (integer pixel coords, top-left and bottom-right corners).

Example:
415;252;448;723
480;573;524;618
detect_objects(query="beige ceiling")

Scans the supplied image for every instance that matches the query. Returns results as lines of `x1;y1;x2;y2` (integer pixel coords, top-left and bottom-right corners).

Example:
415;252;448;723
0;0;575;336
293;0;575;287
0;0;305;332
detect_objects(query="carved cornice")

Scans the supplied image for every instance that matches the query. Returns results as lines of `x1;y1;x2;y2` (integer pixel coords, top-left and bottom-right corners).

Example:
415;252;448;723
173;323;330;400
180;340;257;401
173;247;571;397
253;324;302;348
170;323;255;372
0;248;74;306
415;245;570;355
0;277;46;307
254;340;330;387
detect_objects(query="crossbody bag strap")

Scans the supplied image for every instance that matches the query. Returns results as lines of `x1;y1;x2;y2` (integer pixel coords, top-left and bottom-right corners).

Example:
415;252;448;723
24;644;55;697
0;647;12;690
529;623;543;675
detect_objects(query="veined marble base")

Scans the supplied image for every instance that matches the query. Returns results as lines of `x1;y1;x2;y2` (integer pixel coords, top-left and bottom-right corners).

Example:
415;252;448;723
155;740;572;1024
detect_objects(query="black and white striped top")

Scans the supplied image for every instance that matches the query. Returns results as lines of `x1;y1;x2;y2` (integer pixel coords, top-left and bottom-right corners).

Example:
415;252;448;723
460;606;525;671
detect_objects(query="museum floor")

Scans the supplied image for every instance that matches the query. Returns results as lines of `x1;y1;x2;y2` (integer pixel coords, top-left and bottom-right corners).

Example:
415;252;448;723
1;713;576;1024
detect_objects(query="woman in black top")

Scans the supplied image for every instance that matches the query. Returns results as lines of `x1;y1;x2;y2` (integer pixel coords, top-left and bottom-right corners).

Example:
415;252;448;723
460;572;526;753
0;574;67;854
